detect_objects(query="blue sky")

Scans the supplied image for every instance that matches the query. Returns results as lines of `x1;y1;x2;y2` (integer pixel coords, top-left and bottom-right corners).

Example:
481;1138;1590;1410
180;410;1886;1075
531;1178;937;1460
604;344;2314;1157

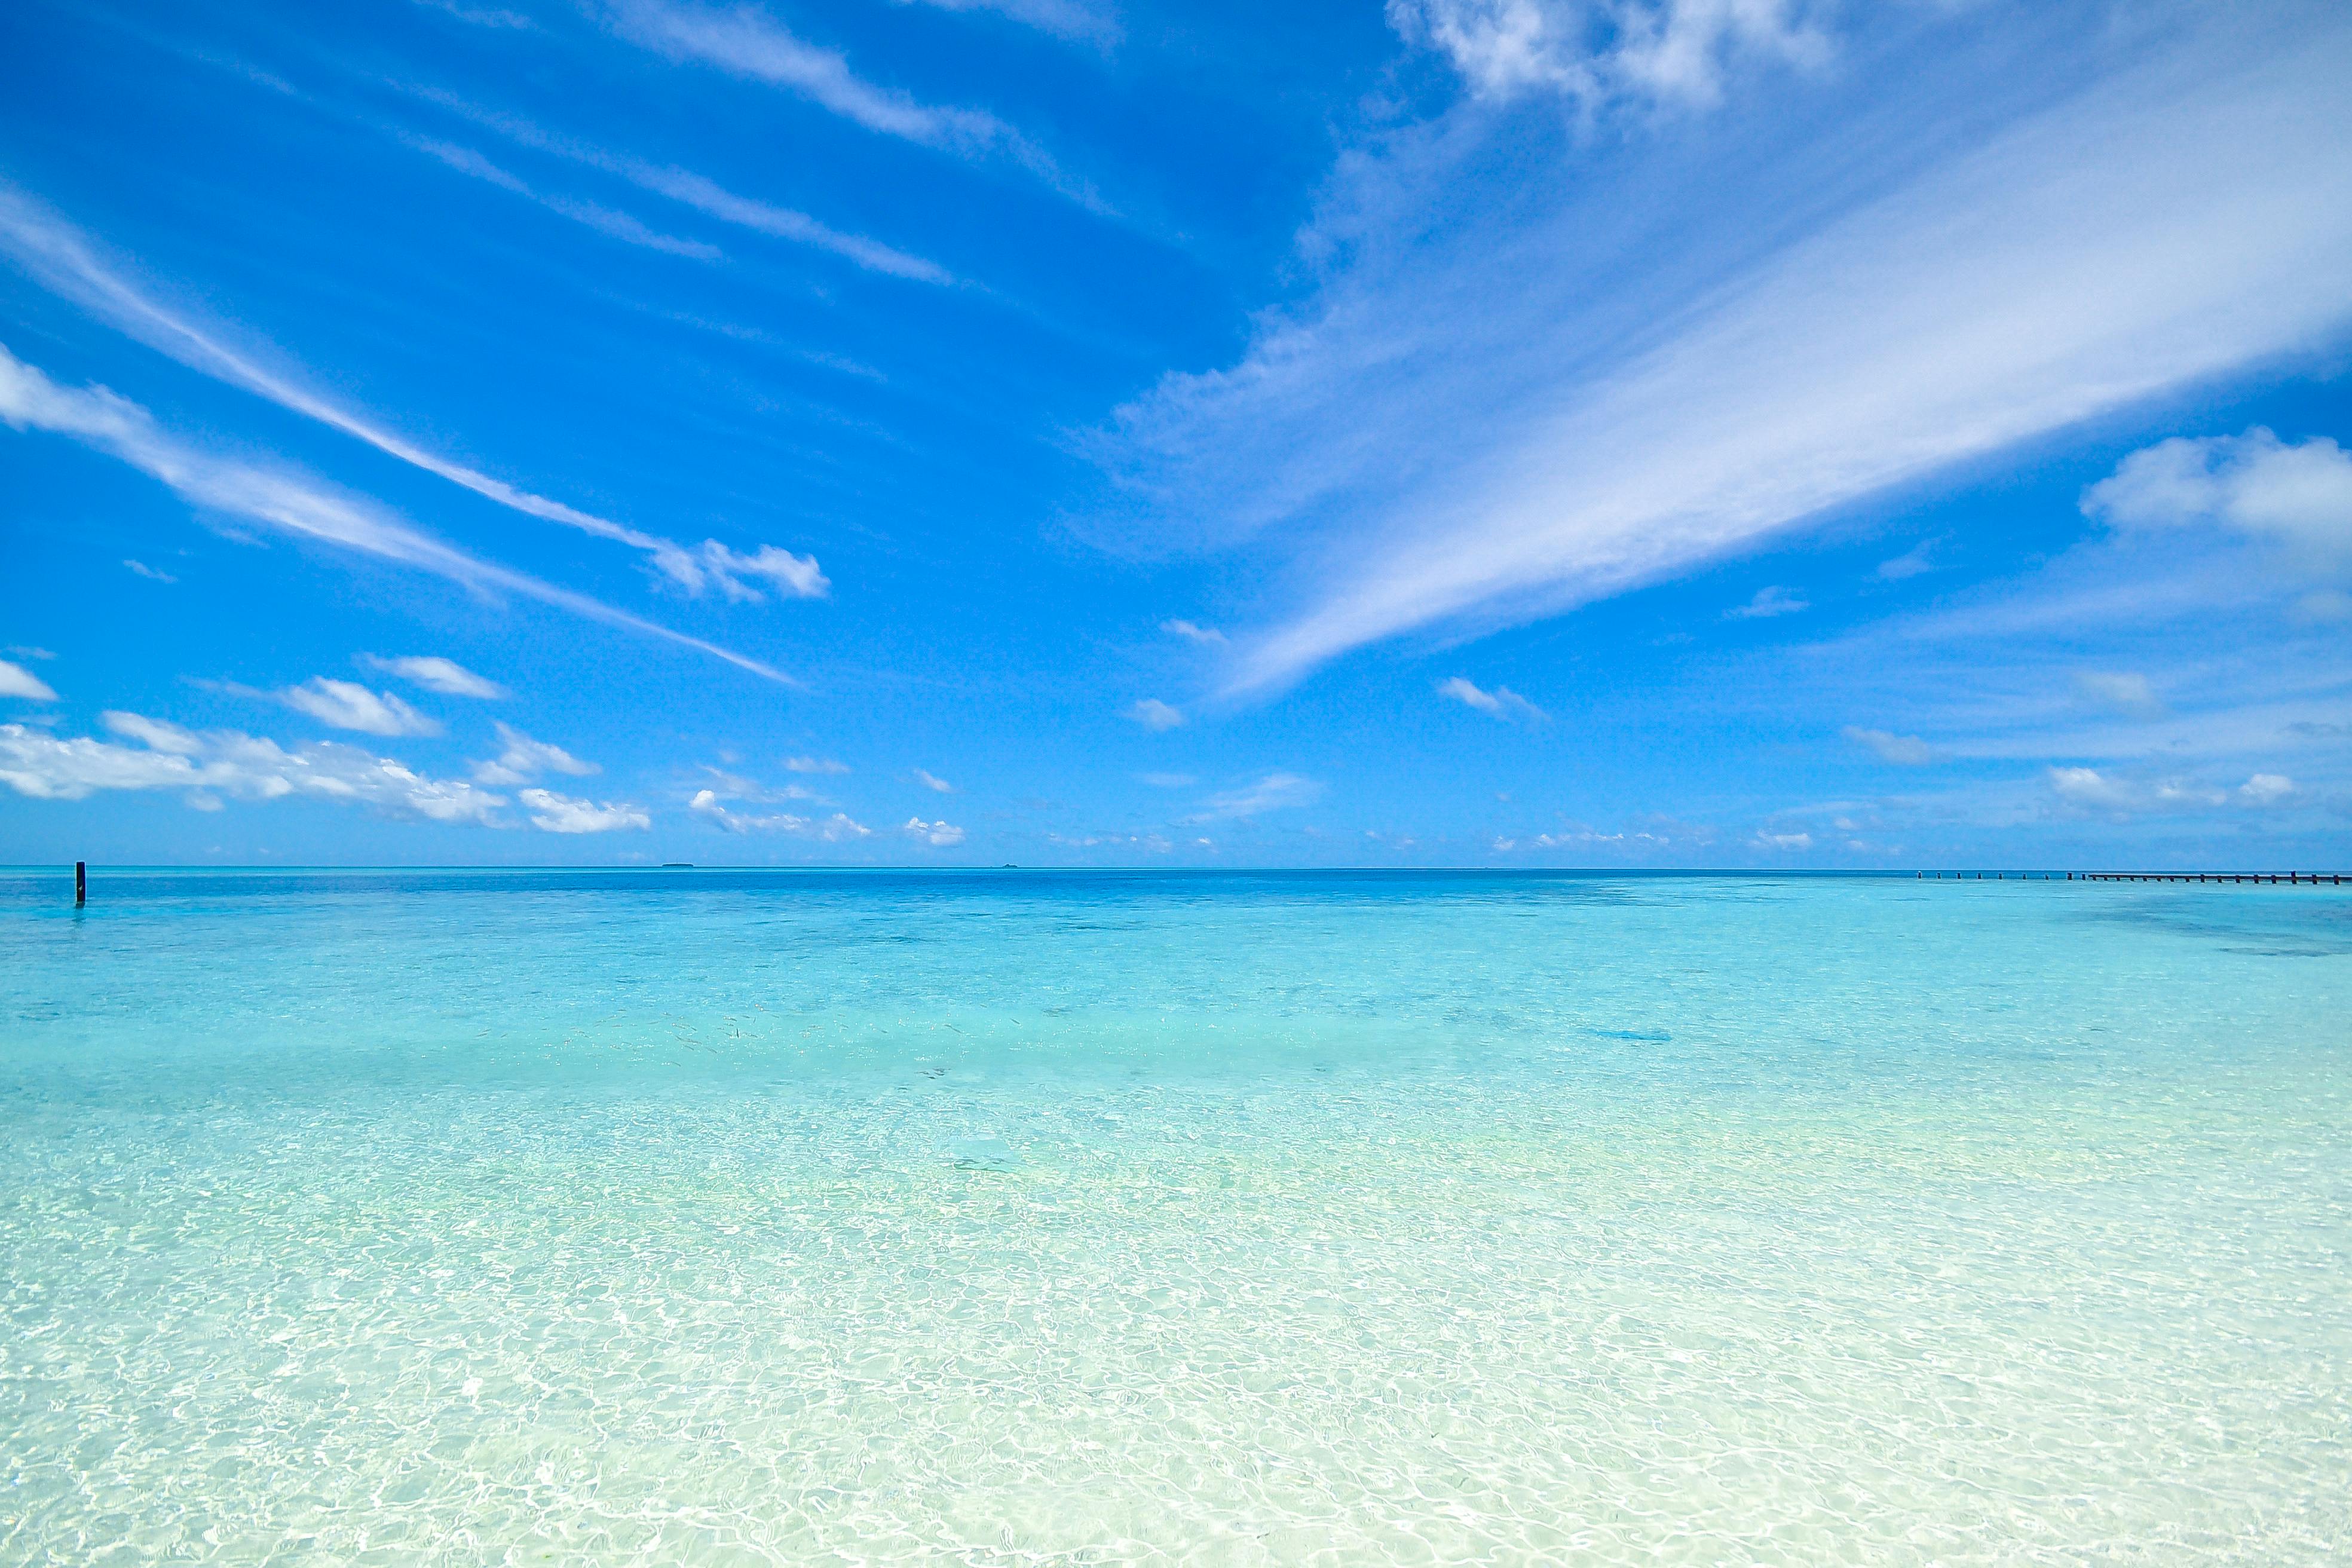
2;0;2348;868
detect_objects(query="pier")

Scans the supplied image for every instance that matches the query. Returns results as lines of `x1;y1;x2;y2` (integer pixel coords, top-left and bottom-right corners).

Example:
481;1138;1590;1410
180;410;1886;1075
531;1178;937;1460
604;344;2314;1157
1915;870;2343;884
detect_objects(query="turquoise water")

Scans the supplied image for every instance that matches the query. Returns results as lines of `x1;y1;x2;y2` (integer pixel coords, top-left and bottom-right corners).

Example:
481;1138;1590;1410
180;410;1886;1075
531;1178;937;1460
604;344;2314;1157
2;868;2347;1565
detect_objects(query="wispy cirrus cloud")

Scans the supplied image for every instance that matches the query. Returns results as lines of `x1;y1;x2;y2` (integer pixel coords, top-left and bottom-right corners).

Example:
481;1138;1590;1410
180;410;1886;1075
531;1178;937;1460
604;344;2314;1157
1096;8;2352;696
473;722;598;785
1184;771;1322;822
0;660;59;702
607;0;1106;209
1842;726;1938;765
1125;697;1184;730
1437;675;1544;721
912;768;954;792
280;677;441;737
360;654;504;699
408;91;955;283
0;182;826;605
899;0;1120;48
400;134;721;259
0;342;791;683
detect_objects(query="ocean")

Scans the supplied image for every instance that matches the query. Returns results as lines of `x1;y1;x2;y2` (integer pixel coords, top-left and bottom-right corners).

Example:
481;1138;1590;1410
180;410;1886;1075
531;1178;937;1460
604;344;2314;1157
2;868;2346;1564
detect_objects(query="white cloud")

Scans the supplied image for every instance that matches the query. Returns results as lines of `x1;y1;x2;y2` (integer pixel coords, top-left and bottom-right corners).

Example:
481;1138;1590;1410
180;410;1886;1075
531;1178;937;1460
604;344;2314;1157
1162;618;1227;645
608;1;1098;206
0;184;828;610
6;646;54;660
1842;725;1937;765
516;788;650;833
901;0;1120;47
699;541;829;602
903;815;966;846
0;341;789;683
1876;539;1939;580
1751;830;1813;850
688;788;871;839
2073;670;2161;715
1097;13;2352;694
0;659;57;701
281;677;441;737
0;711;506;822
1125;697;1185;731
402;134;722;259
123;557;176;583
1728;586;1808;620
1392;0;1830;115
1186;771;1323;822
1437;675;1545;721
785;755;851;774
2082;428;2352;578
2047;766;2228;816
360;654;504;699
912;768;954;792
2239;773;2295;806
473;721;597;786
393;88;957;284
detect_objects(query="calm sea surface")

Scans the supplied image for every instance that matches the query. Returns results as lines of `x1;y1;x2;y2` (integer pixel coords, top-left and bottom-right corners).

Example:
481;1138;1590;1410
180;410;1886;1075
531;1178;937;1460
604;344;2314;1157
2;868;2347;1564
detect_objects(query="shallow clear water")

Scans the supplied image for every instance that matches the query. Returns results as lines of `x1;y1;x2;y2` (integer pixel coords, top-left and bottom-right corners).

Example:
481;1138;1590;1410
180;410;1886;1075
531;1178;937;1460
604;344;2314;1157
1;868;2347;1565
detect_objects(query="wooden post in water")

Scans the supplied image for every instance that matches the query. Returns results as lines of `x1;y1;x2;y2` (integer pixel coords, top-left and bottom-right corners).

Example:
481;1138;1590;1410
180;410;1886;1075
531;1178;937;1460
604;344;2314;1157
75;861;85;905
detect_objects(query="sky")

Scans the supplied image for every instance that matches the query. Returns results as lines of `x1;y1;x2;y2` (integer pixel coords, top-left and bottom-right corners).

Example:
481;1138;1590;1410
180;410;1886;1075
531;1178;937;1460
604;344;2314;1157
2;0;2349;869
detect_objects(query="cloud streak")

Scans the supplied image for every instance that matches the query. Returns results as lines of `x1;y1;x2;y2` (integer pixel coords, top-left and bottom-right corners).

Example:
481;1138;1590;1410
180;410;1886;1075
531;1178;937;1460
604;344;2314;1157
1101;10;2352;696
0;342;792;683
0;182;826;604
608;0;1104;209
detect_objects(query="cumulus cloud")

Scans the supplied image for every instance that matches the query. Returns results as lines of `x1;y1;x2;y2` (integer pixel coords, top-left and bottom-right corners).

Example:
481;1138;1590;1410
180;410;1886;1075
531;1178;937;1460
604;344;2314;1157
688;788;871;839
0;712;506;822
0;341;789;682
2239;773;2295;806
516;788;650;833
360;654;504;699
1842;725;1937;765
1438;675;1546;721
1162;618;1227;645
912;768;954;792
1727;586;1808;620
473;722;598;785
2047;766;2232;815
1126;697;1185;731
785;755;850;774
903;815;966;846
1185;771;1323;822
280;677;440;737
1392;0;1830;115
0;185;829;612
2082;428;2352;578
0;659;57;701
